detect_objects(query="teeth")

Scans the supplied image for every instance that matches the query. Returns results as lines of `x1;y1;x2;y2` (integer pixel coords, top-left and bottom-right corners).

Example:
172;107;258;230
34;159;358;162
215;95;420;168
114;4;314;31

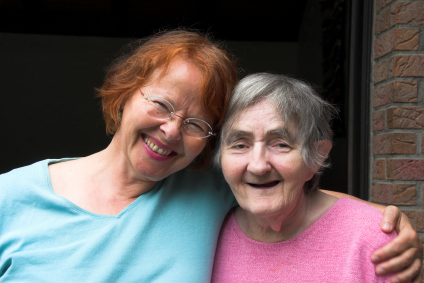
144;137;171;156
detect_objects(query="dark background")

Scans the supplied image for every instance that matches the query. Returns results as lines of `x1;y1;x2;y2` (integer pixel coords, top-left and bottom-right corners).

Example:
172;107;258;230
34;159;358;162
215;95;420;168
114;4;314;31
0;0;348;193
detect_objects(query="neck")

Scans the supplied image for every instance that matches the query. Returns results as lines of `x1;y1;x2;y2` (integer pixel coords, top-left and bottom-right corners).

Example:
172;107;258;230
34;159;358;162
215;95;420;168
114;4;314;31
84;136;158;200
235;190;336;243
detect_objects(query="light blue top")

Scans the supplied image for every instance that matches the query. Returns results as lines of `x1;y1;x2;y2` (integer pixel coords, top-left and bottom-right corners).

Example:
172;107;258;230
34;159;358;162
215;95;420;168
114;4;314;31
0;159;235;282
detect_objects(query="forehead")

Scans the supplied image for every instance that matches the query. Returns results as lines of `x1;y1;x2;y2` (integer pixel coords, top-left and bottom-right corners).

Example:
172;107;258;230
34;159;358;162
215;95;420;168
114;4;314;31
225;99;299;145
143;58;209;115
147;57;203;92
232;100;284;130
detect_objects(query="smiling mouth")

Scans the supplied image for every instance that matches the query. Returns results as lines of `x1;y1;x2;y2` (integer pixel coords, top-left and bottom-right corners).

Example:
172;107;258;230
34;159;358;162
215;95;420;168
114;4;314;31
247;181;280;188
143;137;175;156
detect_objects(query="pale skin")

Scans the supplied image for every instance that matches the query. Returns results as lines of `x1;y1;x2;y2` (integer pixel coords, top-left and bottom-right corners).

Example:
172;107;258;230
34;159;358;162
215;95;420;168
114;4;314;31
49;57;209;215
49;57;421;282
221;99;422;283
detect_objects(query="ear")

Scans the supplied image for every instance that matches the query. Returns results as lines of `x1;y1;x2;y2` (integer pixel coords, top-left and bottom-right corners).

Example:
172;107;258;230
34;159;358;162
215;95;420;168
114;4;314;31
314;139;332;170
317;139;332;159
306;139;333;180
308;139;332;172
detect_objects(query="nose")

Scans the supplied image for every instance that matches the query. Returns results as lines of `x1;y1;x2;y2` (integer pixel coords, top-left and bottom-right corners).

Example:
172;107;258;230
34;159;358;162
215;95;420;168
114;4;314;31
246;144;271;175
160;117;182;141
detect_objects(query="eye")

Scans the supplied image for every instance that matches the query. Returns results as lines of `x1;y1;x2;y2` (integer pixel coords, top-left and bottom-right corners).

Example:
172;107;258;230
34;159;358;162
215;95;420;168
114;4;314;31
152;101;170;112
184;120;207;134
276;143;289;148
147;96;173;113
271;140;291;151
233;144;247;149
230;141;249;150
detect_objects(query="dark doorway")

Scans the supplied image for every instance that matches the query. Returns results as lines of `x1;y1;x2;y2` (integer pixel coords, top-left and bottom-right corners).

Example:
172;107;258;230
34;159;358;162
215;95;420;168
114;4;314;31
1;0;355;196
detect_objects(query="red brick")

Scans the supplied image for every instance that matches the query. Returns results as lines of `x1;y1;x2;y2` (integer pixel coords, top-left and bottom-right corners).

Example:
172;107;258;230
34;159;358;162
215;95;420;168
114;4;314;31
372;110;386;131
422;133;424;153
372;183;415;205
387;107;424;129
374;60;388;84
372;183;392;204
394;28;419;50
373;81;418;107
423;184;424;205
392;183;416;205
420;237;424;252
375;8;390;35
374;28;419;59
401;210;424;232
393;81;418;103
387;159;424;180
372;159;386;179
372;133;416;154
373;84;393;107
375;32;393;60
390;2;424;26
376;0;394;12
390;55;424;78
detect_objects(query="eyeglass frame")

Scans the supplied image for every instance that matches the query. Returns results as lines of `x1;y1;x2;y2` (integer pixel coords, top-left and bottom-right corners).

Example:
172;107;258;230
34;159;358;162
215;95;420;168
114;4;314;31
141;92;216;139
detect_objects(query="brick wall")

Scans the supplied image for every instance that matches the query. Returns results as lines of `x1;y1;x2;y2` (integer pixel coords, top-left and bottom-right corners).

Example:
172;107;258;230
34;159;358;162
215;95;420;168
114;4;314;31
371;0;424;266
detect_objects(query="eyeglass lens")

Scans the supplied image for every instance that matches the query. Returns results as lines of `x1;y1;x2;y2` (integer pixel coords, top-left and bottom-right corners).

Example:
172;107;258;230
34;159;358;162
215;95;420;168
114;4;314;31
145;96;212;138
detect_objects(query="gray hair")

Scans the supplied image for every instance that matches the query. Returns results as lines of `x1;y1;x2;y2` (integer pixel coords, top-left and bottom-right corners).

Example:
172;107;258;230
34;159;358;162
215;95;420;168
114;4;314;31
214;73;337;194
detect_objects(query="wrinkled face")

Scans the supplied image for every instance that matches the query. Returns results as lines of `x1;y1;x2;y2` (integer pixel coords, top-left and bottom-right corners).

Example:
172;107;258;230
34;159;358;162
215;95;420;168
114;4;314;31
117;57;211;182
221;99;315;219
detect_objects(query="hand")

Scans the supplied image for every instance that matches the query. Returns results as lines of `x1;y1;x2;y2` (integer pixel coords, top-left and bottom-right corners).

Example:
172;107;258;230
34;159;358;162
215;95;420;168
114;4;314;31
371;205;423;283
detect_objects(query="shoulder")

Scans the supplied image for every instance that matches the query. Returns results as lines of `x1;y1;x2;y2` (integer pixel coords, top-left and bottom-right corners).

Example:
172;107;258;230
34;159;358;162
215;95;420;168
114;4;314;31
324;198;396;244
1;159;49;188
0;158;72;205
325;198;394;282
333;197;385;221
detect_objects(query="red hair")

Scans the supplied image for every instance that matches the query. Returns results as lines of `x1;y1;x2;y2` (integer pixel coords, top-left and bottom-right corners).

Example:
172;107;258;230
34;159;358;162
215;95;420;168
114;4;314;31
96;29;238;169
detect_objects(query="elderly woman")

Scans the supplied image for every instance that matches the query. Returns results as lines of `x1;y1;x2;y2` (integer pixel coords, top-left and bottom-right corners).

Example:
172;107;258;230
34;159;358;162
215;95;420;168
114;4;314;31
0;31;421;282
212;73;420;282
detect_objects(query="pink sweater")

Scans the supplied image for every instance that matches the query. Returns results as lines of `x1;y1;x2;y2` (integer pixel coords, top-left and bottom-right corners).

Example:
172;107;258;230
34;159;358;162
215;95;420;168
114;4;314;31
211;198;394;282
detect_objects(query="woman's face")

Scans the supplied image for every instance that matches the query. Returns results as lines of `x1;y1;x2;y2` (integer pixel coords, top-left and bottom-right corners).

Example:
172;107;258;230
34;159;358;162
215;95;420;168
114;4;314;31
221;99;315;219
117;57;211;182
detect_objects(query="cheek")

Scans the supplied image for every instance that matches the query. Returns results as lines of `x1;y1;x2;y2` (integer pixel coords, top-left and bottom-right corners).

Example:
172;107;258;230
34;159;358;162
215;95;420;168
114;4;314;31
185;138;208;158
221;154;245;188
277;156;309;177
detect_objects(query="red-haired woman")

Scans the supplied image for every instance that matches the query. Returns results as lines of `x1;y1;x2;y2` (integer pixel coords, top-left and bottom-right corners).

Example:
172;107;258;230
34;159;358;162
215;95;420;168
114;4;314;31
0;30;421;282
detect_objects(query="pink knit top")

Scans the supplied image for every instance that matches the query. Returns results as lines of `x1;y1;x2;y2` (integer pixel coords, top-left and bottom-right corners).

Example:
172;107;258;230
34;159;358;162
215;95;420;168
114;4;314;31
211;198;394;282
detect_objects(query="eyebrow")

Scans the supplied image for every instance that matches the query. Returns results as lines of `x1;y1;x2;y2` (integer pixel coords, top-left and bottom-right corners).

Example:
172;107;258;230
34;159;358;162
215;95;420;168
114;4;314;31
224;130;252;145
143;90;210;121
267;128;297;144
224;127;297;145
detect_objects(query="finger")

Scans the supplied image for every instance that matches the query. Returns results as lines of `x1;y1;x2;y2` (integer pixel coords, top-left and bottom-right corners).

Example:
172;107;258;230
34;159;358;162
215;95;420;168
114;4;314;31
372;236;407;263
372;215;420;263
411;265;422;283
412;270;422;283
381;205;401;233
375;247;417;274
388;258;422;283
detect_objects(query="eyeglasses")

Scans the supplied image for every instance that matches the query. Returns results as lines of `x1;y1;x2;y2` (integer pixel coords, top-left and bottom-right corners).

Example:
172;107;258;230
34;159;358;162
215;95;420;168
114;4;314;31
142;93;216;139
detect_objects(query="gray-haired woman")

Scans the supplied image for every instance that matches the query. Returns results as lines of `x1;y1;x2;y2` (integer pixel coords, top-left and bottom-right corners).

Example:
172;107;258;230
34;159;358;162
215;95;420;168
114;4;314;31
212;73;421;282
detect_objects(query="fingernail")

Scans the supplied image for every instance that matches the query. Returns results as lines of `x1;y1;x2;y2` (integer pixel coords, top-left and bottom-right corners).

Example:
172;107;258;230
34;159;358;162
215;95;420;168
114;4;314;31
382;223;391;230
376;267;386;275
393;279;400;283
371;255;379;262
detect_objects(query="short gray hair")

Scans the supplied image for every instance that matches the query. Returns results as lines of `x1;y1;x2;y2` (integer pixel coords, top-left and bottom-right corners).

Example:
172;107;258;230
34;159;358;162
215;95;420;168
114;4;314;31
214;73;337;194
